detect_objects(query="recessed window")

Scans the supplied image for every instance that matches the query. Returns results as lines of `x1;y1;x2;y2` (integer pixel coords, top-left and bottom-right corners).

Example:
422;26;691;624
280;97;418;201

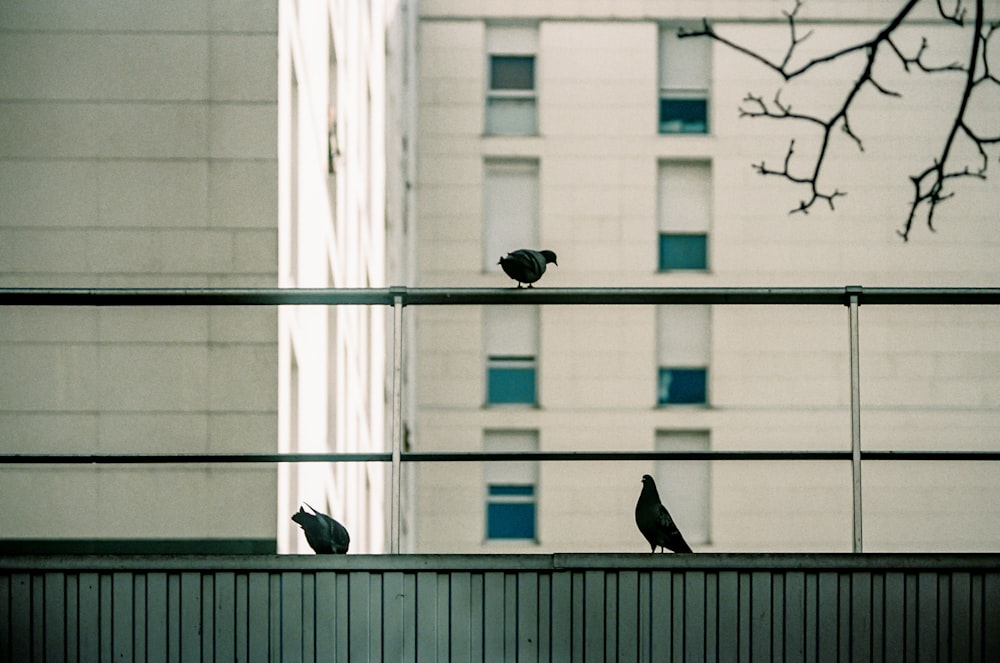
487;356;537;404
659;26;710;133
659;234;707;270
486;485;536;539
491;55;534;90
657;305;710;406
484;430;538;541
658;367;707;405
486;26;538;135
658;161;711;271
484;306;538;406
659;97;708;134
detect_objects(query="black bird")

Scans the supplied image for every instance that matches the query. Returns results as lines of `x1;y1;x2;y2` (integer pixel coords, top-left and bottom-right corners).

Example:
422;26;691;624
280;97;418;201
291;503;350;554
498;249;558;288
634;474;693;553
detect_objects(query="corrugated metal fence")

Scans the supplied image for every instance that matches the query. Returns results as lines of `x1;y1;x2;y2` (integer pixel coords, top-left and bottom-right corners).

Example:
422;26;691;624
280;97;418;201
3;554;999;662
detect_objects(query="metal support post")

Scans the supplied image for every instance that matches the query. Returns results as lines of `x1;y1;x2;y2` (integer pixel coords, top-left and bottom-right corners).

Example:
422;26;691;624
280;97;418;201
390;289;405;554
847;287;863;553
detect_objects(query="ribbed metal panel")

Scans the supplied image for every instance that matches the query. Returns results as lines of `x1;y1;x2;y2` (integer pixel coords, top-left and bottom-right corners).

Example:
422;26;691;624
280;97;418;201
2;554;999;662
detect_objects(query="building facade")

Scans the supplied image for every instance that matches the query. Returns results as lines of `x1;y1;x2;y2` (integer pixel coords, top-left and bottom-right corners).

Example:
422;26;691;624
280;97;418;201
410;0;1000;553
277;0;406;553
0;0;281;553
0;0;402;554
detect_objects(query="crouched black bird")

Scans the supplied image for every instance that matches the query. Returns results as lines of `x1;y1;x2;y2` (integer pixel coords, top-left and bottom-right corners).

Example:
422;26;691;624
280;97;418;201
499;249;558;288
635;474;693;553
291;503;350;554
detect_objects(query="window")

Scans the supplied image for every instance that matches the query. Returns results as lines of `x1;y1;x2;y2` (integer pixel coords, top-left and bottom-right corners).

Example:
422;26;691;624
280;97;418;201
484;430;538;541
658;161;710;271
657;305;710;405
659;26;710;133
485;306;538;405
483;160;539;271
655;430;711;544
486;25;538;135
487;356;536;404
659;234;707;271
658;367;707;404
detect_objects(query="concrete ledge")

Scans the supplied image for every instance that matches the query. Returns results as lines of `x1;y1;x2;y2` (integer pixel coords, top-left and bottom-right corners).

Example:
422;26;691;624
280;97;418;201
4;552;1000;572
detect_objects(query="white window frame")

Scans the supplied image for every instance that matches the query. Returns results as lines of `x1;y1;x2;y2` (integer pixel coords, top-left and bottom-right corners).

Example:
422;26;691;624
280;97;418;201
658;25;711;134
484;305;539;406
486;24;539;136
657;160;711;271
657;305;711;405
484;429;539;542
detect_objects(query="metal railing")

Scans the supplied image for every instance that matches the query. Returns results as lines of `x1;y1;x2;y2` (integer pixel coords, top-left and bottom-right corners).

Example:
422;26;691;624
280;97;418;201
4;285;1000;554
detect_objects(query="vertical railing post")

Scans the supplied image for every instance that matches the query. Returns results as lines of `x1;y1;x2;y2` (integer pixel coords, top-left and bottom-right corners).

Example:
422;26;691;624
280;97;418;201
389;287;405;554
847;286;863;553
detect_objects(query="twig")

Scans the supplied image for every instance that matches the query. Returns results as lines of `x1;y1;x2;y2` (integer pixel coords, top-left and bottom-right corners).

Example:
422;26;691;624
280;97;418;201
900;0;986;239
680;0;998;239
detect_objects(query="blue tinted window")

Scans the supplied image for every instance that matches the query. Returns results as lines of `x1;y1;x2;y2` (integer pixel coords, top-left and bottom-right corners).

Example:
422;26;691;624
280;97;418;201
659;233;707;271
658;367;707;405
487;484;536;539
490;55;535;91
659;97;707;133
487;358;536;405
489;485;535;497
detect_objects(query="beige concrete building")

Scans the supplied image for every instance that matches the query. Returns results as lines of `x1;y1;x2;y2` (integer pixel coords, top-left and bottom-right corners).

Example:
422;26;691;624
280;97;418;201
0;0;280;553
0;0;401;554
410;1;1000;553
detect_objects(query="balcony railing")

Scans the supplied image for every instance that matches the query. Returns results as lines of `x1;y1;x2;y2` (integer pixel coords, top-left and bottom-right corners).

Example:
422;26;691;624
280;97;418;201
3;286;1000;554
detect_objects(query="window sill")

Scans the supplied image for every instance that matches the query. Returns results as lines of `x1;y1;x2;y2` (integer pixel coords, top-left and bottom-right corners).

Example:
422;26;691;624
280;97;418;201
655;403;713;410
482;132;542;140
483;403;540;409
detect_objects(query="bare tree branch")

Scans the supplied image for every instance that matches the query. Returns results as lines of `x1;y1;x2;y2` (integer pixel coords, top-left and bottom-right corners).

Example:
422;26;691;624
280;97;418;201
900;0;987;239
937;0;968;25
681;0;999;240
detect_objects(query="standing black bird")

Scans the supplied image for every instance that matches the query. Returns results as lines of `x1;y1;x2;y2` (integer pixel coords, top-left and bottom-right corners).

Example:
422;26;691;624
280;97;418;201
498;249;558;288
291;503;350;554
634;474;693;553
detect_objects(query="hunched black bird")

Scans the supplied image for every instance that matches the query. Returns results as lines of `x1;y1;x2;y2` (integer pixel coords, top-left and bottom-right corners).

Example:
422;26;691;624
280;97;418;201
498;249;558;288
634;474;693;553
291;503;350;554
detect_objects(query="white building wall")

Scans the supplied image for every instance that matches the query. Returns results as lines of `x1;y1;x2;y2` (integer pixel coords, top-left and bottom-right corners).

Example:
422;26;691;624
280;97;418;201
0;1;279;549
277;0;398;553
413;3;1000;553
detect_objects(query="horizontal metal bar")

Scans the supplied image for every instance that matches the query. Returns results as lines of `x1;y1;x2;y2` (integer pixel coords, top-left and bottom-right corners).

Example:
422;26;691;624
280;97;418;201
2;552;999;572
861;450;1000;461
400;450;853;461
0;453;393;464
399;287;854;306
5;450;1000;464
0;287;396;306
4;286;1000;307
